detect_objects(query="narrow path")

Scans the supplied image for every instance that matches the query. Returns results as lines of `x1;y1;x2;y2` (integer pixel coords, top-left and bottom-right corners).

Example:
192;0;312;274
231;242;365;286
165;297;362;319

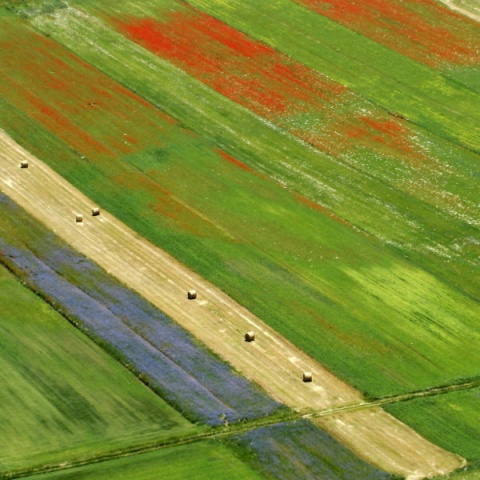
4;378;478;480
0;130;465;478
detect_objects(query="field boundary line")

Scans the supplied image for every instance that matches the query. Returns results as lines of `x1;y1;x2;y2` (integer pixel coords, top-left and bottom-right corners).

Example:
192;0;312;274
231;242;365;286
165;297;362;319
3;377;479;479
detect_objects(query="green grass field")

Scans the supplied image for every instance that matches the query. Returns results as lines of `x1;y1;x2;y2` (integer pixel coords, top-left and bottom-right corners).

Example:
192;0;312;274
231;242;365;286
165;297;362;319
11;5;477;398
21;441;266;480
0;1;479;477
27;3;480;298
0;264;196;474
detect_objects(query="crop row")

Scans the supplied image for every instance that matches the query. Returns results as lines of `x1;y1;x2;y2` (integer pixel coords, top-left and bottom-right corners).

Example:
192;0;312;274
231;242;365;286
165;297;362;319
183;0;480;152
100;0;480;264
292;0;480;70
107;0;467;213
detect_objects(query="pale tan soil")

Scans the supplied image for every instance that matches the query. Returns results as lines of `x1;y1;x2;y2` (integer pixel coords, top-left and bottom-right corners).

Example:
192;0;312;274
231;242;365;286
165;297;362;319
437;0;480;22
0;130;465;478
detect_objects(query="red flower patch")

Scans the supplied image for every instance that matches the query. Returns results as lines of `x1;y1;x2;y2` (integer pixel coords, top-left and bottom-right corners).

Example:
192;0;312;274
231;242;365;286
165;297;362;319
0;21;175;160
114;8;347;118
0;75;113;157
296;0;480;67
113;7;429;168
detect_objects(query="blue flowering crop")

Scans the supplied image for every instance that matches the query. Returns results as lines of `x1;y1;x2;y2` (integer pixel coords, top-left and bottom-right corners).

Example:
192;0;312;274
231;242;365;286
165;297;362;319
0;194;284;426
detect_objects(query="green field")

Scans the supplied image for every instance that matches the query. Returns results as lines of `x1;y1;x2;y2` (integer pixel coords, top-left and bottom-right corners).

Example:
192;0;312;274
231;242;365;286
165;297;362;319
26;2;480;298
189;0;480;151
21;441;266;480
0;0;479;478
0;264;196;474
7;4;476;398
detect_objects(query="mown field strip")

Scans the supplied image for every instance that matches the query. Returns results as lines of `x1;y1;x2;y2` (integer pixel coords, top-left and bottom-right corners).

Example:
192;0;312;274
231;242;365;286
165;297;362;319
0;130;465;478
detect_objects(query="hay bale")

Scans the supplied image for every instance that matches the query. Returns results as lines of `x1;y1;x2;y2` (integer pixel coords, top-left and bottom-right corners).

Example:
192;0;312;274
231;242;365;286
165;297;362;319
303;372;313;383
75;214;83;223
91;207;100;216
244;331;255;342
187;289;197;300
20;160;28;168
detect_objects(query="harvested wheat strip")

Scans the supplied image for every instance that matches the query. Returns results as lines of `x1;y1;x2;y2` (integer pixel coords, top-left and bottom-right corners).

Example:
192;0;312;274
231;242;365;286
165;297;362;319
0;130;465;478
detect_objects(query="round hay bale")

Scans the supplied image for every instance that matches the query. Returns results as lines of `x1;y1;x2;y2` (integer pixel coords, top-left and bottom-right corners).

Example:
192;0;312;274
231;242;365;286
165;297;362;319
91;207;100;216
187;289;197;300
75;214;83;223
244;331;255;342
303;372;313;383
20;160;29;169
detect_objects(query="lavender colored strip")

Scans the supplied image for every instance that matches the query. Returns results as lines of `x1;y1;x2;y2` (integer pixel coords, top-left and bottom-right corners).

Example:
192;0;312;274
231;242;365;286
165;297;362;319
0;194;283;425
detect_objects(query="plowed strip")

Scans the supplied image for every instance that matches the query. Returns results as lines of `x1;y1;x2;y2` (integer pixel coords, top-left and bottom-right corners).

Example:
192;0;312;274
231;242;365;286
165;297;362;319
0;130;465;478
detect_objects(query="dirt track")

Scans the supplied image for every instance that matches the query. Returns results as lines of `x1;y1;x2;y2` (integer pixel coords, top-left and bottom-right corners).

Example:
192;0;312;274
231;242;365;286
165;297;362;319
0;130;465;478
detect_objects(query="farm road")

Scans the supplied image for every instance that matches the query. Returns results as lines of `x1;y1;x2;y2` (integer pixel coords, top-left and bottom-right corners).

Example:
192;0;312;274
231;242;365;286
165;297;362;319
0;130;465;479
